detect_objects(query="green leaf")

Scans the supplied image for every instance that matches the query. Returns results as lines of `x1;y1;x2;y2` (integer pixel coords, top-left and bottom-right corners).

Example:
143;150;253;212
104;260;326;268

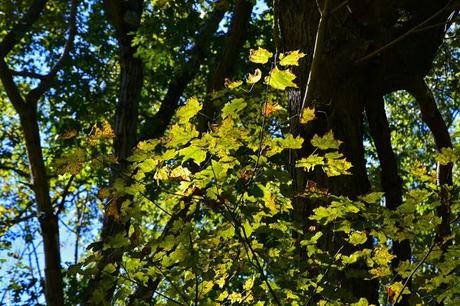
221;98;247;119
279;50;306;66
249;47;273;64
265;66;298;90
348;231;367;245
360;192;385;204
279;133;304;150
225;79;243;89
102;263;117;274
169;166;192;180
137;158;158;173
242;221;253;237
435;147;459;165
296;154;325;171
176;97;202;123
325;152;352;177
179;145;207;165
373;247;395;266
167;123;198;147
351;298;369;306
311;131;342;150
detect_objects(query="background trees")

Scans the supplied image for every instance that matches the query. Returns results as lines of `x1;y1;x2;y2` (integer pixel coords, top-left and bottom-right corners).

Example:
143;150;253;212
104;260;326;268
0;0;458;305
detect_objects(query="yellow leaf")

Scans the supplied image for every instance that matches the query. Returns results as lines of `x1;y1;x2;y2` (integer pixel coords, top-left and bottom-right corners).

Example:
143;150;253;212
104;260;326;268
169;166;191;181
265;66;298;90
279;50;306;66
243;278;254;291
176;97;202;122
300;107;315;124
246;68;262;84
311;131;342;150
249;47;273;64
224;78;243;89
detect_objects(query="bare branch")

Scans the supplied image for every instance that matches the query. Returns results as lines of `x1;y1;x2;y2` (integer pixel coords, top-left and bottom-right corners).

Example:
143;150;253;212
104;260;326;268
10;69;45;79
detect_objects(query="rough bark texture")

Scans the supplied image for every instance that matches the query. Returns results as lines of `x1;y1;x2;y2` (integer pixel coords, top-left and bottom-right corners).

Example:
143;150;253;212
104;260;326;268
83;0;144;304
274;0;455;303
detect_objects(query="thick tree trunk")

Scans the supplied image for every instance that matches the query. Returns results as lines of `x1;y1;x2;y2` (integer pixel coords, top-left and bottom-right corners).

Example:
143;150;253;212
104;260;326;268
84;0;144;304
274;0;454;303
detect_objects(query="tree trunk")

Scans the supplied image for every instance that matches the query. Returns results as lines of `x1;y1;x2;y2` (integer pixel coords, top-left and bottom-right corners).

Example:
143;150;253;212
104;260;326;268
274;0;454;303
84;0;144;303
19;106;64;306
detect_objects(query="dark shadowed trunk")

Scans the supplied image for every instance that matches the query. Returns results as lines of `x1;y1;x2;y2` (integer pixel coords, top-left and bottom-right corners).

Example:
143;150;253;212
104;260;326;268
274;0;455;303
406;78;453;250
84;0;144;303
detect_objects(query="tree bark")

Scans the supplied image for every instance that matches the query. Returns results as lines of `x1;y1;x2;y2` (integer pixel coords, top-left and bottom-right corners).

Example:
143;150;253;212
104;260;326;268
274;0;455;303
83;0;144;304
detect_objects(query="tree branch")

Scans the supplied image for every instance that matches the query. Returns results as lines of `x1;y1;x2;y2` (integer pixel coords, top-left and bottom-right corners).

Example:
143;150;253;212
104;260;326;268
10;69;46;79
197;0;254;132
139;4;228;140
26;0;79;104
0;0;48;58
365;93;412;303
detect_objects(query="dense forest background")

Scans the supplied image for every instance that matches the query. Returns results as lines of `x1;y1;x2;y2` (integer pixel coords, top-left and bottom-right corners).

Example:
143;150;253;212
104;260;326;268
0;0;459;305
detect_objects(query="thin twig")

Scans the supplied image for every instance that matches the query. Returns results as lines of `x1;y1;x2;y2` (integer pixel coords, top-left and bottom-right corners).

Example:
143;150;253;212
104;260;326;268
392;240;437;305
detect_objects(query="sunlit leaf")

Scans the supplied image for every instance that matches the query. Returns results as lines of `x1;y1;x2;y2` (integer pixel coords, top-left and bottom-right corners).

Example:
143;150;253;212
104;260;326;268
249;47;273;64
176;97;202;123
300;107;315;124
224;78;243;89
311;131;342;150
265;66;298;90
279;50;306;66
247;68;262;84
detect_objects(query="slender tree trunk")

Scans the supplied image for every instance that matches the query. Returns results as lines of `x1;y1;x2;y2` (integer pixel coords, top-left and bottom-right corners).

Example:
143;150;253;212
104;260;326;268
406;78;453;249
0;0;78;304
365;93;411;305
19;106;64;306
